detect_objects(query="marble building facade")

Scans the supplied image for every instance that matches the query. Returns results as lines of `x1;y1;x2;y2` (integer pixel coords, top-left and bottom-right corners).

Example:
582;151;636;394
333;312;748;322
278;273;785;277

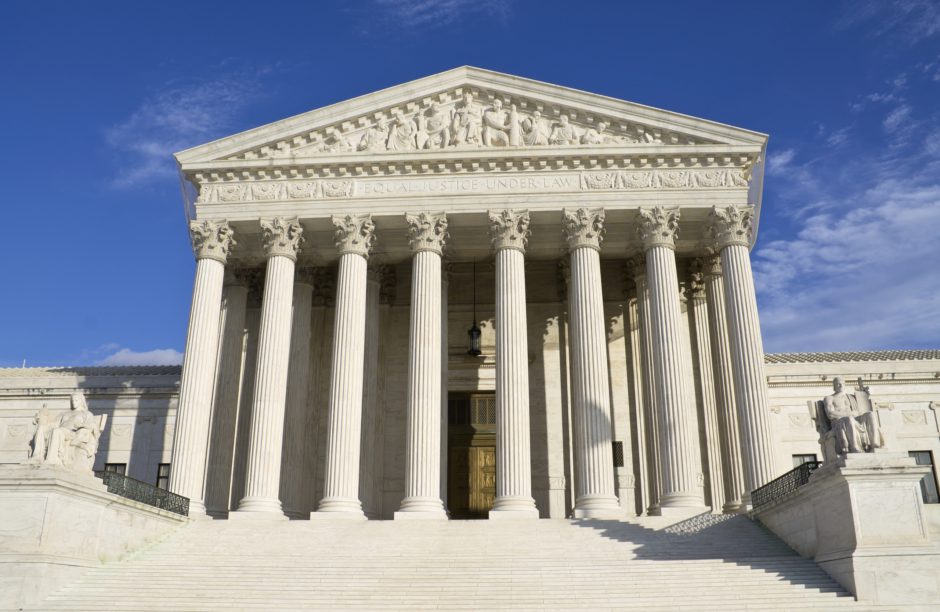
3;68;937;523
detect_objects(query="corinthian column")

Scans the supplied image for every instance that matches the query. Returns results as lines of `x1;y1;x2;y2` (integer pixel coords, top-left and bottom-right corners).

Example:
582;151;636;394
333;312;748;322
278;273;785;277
313;214;375;519
562;208;621;518
635;207;706;512
699;255;745;512
707;206;776;502
627;254;662;515
169;219;234;516
279;269;314;518
396;212;449;519
488;209;539;519
233;217;304;518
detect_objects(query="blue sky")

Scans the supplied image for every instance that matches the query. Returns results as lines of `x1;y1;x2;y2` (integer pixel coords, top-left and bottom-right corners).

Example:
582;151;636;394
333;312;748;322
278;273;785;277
1;0;938;367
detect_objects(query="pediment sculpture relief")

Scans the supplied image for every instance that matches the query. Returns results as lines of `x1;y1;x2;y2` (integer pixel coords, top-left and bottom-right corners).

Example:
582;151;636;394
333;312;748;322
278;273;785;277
232;90;711;161
25;392;107;474
810;377;885;461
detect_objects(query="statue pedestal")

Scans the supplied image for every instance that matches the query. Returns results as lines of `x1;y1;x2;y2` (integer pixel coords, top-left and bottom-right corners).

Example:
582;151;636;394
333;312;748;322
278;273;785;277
0;464;187;609
755;452;940;606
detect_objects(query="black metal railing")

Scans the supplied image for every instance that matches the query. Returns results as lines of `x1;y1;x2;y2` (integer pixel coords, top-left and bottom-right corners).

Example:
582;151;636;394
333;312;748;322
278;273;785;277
95;470;190;517
751;461;821;512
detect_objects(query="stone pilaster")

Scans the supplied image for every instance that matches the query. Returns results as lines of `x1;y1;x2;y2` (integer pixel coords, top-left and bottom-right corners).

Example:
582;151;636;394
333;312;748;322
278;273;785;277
635;207;706;512
233;217;304;518
314;214;375;519
204;269;250;517
688;265;726;511
562;208;621;518
359;267;381;519
169;219;235;516
488;209;539;518
627;254;662;515
699;255;745;512
279;269;314;519
707;205;777;502
396;212;448;519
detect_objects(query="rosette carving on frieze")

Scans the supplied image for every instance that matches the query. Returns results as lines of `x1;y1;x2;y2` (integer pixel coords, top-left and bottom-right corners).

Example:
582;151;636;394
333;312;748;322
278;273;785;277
332;214;376;258
405;212;449;255
260;217;305;261
706;205;754;250
488;209;530;252
635;206;680;250
189;219;235;264
562;207;606;252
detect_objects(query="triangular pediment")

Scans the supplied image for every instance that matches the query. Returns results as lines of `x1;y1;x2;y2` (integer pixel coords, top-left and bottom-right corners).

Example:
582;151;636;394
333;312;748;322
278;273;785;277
175;67;766;167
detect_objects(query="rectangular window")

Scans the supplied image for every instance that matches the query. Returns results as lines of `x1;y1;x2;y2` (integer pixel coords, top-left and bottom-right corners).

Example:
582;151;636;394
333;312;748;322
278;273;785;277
156;463;171;490
909;451;940;504
792;454;817;468
104;463;126;475
612;441;624;468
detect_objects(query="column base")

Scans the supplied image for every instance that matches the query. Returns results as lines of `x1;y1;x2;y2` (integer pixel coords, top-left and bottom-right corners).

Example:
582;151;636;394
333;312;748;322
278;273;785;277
395;496;447;519
572;494;623;519
394;510;448;520
655;505;711;519
722;501;746;514
489;496;540;520
489;508;540;520
312;497;366;520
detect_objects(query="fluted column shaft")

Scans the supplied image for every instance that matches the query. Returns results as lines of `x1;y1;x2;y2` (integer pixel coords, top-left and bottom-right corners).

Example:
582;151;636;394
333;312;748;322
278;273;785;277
279;276;314;518
636;207;705;511
564;208;621;518
708;206;777;502
489;209;539;518
702;257;745;512
170;220;234;516
359;269;381;518
315;214;375;518
204;279;248;516
234;218;303;517
631;262;662;514
440;265;450;510
396;225;447;518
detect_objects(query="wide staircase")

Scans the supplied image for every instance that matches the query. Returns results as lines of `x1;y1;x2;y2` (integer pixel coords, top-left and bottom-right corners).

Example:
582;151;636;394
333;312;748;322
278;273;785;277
35;513;889;611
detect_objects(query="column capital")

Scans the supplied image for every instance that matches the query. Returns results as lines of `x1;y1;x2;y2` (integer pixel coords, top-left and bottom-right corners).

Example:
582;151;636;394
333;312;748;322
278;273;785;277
635;206;680;250
260;217;304;261
706;205;754;250
562;207;605;251
295;267;317;287
625;253;647;280
405;212;448;255
190;219;235;264
488;209;530;253
695;255;723;278
332;214;376;258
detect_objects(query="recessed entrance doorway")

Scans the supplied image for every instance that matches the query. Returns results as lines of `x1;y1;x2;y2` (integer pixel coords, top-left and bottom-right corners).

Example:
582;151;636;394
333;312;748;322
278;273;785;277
447;392;496;519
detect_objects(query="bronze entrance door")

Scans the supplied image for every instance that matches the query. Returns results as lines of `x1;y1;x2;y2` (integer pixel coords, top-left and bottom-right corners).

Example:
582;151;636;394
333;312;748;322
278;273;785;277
447;392;496;519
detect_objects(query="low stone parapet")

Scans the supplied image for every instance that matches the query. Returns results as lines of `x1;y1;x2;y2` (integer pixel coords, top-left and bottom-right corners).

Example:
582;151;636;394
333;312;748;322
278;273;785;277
753;451;940;607
0;464;188;610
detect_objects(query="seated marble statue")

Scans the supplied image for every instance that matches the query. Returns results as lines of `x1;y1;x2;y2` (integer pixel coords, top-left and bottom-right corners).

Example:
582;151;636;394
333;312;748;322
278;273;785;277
26;392;106;473
822;377;885;455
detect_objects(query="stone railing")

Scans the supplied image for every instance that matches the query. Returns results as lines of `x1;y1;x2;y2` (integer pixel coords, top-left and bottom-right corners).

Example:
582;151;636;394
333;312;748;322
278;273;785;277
96;470;190;517
750;461;820;512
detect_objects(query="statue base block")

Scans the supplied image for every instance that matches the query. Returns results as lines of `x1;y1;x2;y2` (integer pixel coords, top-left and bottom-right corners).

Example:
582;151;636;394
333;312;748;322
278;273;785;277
0;465;187;610
754;454;940;606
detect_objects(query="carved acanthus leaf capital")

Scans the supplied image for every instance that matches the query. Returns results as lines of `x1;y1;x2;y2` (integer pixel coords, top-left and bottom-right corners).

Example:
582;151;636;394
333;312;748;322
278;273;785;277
488;209;530;252
625;254;647;280
189;219;235;263
562;207;605;251
378;264;397;304
707;205;754;250
332;214;376;258
635;206;680;250
260;217;304;261
695;255;723;279
405;212;449;255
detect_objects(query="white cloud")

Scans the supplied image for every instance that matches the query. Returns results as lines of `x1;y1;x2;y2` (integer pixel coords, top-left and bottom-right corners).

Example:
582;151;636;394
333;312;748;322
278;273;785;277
882;103;913;133
840;0;940;43
766;148;796;177
106;73;263;188
369;0;512;28
96;348;184;366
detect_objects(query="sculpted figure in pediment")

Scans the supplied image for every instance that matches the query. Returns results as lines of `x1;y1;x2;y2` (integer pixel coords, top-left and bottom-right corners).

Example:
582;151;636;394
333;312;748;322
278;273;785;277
416;102;452;149
357;119;389;153
451;92;483;146
549;115;580;145
522;111;550;146
483;99;514;147
581;121;620;145
320;130;355;154
387;113;418;151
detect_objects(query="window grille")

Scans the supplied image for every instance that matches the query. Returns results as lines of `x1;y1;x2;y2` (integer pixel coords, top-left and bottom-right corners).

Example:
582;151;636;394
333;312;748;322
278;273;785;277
612;442;624;468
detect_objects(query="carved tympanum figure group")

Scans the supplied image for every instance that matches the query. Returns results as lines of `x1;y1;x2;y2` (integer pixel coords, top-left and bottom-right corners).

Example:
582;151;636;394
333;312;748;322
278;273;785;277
320;92;641;154
26;392;107;474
